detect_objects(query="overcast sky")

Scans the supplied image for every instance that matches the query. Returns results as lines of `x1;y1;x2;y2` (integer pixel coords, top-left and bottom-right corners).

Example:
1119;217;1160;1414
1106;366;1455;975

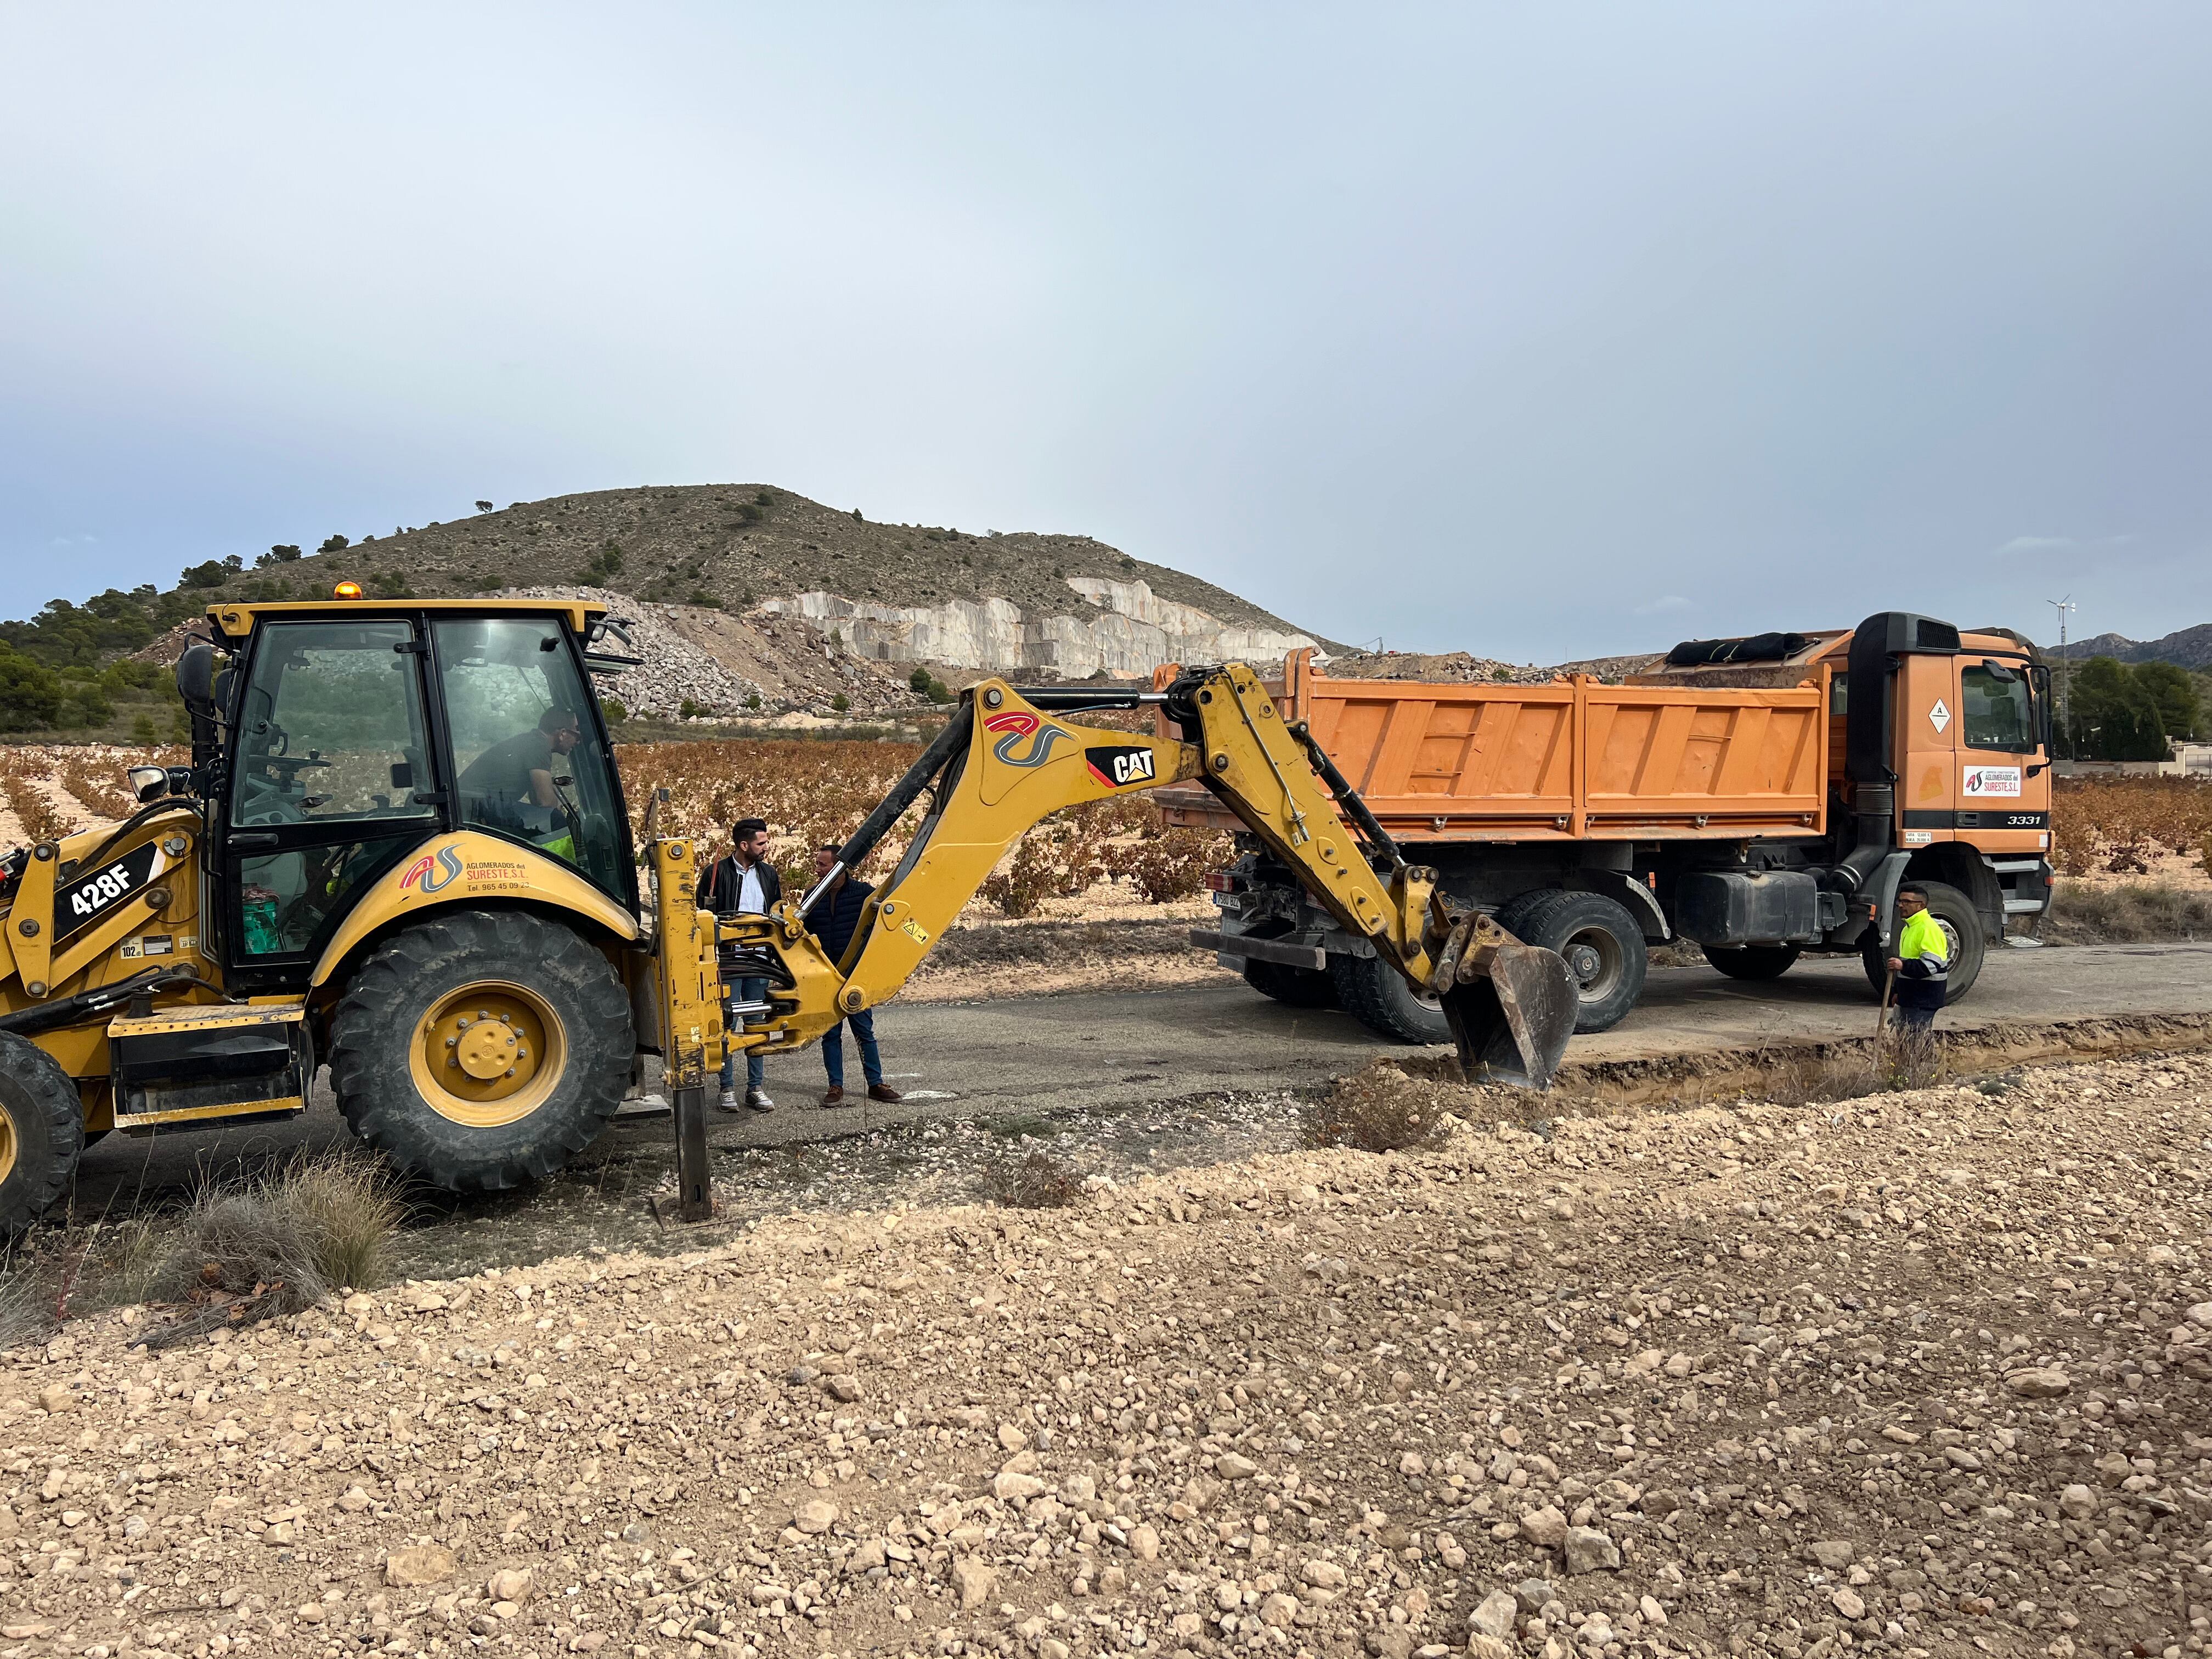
3;5;2208;661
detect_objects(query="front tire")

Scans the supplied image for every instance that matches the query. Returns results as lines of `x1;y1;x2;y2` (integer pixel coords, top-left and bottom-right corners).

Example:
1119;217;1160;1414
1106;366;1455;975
1330;952;1451;1045
1703;943;1801;981
0;1032;83;1242
1496;889;1648;1033
1861;880;1984;1005
330;910;634;1192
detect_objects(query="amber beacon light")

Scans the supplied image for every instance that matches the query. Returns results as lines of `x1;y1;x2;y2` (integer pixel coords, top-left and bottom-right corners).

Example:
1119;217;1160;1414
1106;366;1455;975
332;580;364;600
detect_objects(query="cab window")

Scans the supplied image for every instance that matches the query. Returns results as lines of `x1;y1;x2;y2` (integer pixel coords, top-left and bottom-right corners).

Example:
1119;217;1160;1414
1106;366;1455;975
436;617;625;896
230;620;435;827
1961;662;2035;753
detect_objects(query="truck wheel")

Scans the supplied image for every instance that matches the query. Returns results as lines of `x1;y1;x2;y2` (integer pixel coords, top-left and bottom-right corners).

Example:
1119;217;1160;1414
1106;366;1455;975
1244;958;1338;1009
1329;952;1451;1045
1496;890;1647;1034
330;910;634;1193
1703;943;1800;980
0;1032;83;1242
1860;880;1984;1005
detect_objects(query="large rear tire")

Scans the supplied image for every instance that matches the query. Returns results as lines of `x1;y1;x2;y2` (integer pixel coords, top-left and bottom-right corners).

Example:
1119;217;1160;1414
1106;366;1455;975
1495;889;1647;1034
330;910;634;1192
1330;951;1451;1045
0;1032;83;1242
1861;880;1984;1005
1703;943;1801;981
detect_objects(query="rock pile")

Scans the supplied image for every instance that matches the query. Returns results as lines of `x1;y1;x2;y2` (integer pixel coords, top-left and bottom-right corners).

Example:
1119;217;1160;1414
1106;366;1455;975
1;1051;2207;1659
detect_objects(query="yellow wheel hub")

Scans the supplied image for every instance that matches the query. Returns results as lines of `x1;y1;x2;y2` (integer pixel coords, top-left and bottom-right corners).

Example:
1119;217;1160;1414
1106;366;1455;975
0;1108;15;1188
408;981;567;1128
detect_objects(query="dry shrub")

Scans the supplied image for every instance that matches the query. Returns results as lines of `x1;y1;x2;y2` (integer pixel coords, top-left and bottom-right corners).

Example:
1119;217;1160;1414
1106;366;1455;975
0;1253;59;1351
1305;1065;1445;1153
1126;828;1228;904
983;1150;1079;1209
280;1153;406;1291
140;1152;403;1348
58;759;133;822
1760;1048;1880;1108
1879;1025;1945;1091
0;774;66;844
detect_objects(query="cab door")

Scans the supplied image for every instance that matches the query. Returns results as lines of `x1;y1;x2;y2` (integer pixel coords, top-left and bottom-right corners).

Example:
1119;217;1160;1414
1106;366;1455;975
1953;655;2049;854
221;616;445;994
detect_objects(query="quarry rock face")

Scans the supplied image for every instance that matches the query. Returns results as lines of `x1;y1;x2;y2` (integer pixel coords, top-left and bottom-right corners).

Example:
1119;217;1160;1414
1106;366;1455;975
759;575;1321;677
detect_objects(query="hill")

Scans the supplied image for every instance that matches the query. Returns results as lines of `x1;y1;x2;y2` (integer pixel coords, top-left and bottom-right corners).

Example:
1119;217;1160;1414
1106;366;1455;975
6;486;1331;723
2053;623;2212;670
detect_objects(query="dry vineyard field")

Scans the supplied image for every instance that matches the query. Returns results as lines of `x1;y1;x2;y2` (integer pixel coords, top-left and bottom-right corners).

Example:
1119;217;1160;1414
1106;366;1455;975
5;747;2209;951
0;740;1229;922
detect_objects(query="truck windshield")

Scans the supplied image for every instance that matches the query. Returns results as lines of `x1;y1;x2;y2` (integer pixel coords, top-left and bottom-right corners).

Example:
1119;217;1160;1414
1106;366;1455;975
436;617;626;896
1962;662;2035;752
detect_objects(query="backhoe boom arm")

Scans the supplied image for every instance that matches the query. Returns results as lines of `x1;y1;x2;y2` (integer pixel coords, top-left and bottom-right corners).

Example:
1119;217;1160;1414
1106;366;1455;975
648;664;1575;1099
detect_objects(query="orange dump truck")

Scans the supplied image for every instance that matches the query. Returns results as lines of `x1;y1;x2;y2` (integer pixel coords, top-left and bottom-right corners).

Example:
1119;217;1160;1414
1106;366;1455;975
1159;611;2055;1042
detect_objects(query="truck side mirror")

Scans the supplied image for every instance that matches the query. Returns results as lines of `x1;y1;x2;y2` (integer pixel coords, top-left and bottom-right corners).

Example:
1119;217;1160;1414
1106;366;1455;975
176;642;217;713
128;765;170;803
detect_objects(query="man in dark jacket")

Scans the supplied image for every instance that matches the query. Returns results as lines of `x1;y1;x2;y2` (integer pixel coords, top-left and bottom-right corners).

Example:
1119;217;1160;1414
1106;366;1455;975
804;843;902;1107
696;819;782;1112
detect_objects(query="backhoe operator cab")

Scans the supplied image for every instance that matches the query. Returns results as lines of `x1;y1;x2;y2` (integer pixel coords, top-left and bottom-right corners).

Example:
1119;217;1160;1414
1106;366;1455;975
0;598;648;1237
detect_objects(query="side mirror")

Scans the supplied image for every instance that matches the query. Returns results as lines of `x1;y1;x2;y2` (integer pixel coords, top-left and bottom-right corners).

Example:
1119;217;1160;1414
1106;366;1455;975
128;765;170;803
176;642;217;713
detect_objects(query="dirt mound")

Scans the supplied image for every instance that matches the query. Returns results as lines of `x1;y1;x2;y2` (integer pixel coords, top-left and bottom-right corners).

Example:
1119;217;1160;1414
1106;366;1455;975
1324;648;1666;685
3;1049;2205;1659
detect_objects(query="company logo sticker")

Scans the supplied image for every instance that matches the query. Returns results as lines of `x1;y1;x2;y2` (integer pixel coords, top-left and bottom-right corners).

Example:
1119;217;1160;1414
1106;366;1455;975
1962;765;2022;798
1085;745;1156;788
399;844;466;894
984;711;1073;769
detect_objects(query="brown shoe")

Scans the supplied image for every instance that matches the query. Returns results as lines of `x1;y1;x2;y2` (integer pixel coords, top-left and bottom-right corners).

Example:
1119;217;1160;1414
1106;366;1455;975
867;1084;903;1103
821;1086;847;1107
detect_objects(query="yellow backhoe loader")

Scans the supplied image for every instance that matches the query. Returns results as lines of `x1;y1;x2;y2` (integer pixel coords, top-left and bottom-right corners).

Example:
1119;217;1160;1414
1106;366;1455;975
0;594;1575;1237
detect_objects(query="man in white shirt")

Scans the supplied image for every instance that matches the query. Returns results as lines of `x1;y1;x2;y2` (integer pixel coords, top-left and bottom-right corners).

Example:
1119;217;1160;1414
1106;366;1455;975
695;817;783;1111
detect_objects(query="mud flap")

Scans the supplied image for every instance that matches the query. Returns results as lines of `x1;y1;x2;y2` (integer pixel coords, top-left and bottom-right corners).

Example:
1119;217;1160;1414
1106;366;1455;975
1430;911;1577;1090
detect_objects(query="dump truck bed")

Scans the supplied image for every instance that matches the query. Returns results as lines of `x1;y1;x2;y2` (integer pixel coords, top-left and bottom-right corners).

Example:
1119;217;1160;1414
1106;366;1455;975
1155;649;1830;842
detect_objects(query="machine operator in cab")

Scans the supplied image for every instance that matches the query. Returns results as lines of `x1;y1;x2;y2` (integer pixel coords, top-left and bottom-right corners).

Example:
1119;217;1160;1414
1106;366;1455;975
458;705;582;814
1884;883;1949;1032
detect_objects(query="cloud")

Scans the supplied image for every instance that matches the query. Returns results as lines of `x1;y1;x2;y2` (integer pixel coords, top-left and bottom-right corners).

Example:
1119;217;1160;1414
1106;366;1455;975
1999;535;2075;553
1634;595;1692;615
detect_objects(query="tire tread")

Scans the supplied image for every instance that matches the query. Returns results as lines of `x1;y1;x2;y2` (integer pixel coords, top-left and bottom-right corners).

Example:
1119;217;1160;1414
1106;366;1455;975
0;1032;84;1239
329;910;633;1192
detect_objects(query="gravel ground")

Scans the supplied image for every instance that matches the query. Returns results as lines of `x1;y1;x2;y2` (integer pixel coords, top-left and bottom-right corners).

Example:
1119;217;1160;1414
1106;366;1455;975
2;1052;2209;1659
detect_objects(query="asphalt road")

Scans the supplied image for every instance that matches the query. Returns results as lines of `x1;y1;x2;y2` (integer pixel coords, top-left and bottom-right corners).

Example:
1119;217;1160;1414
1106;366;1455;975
70;939;2212;1206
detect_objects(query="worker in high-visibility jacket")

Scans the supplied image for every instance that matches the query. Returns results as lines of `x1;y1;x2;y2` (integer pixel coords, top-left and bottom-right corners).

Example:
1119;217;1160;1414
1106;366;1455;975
1884;883;1949;1031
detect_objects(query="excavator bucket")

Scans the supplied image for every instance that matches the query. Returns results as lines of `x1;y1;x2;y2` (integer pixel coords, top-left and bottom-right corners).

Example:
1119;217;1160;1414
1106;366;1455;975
1428;911;1578;1091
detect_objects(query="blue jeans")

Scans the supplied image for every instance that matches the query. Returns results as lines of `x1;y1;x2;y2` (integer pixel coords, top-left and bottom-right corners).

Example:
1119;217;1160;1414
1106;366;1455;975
719;976;767;1093
822;1008;883;1090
